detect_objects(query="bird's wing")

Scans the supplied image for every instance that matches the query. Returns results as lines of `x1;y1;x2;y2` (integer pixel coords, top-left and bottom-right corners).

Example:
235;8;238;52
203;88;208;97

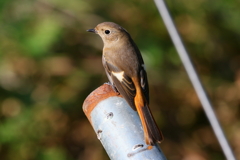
131;41;150;104
139;65;149;104
103;60;136;110
102;56;114;85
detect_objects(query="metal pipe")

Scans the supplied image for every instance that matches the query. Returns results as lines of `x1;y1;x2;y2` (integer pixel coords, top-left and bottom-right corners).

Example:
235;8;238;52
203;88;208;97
83;84;167;160
153;0;236;160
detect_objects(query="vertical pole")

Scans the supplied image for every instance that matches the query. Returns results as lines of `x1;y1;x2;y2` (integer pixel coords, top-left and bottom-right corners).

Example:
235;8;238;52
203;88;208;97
153;0;236;160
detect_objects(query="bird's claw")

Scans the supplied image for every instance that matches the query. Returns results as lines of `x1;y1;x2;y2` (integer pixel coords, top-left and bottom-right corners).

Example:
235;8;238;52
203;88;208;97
104;82;120;95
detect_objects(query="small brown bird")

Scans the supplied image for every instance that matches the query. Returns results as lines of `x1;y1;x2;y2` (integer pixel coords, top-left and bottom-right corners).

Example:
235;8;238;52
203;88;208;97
87;22;163;145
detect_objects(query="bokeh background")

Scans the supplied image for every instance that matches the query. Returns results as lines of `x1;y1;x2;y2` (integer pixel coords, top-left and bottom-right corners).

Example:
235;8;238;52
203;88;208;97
0;0;239;159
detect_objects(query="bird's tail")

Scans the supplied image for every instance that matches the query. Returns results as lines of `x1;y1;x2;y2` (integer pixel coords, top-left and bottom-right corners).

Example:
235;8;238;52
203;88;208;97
134;88;164;145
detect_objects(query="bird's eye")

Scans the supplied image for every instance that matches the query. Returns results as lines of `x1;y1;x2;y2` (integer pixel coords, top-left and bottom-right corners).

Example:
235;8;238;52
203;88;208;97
105;30;110;34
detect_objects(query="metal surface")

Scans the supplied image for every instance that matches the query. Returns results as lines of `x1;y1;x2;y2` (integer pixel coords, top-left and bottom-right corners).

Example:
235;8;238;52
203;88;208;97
83;84;167;160
153;0;236;160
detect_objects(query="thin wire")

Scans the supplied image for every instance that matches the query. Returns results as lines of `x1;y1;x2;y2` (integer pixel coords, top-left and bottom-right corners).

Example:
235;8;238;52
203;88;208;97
153;0;236;160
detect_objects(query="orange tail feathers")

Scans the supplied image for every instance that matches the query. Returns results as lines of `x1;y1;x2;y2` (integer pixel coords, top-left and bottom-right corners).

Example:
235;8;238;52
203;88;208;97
134;87;164;145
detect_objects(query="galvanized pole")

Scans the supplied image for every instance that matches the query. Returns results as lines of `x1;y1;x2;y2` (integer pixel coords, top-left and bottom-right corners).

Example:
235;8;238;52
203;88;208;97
83;84;167;160
153;0;236;160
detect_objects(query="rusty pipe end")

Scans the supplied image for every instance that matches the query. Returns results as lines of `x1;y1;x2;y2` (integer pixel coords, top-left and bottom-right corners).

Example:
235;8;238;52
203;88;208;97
82;83;121;122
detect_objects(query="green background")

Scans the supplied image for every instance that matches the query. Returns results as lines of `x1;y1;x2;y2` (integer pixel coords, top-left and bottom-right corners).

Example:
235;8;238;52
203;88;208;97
0;0;239;159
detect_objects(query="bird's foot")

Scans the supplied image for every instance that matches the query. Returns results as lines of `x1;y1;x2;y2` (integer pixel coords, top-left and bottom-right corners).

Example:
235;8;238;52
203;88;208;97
104;82;120;95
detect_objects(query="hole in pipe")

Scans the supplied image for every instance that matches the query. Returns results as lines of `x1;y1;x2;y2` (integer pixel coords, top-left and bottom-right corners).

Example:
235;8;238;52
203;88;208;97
133;144;144;150
106;112;113;119
97;130;103;140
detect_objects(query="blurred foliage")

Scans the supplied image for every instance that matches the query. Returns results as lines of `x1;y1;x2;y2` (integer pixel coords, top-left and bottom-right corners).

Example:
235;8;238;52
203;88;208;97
0;0;239;160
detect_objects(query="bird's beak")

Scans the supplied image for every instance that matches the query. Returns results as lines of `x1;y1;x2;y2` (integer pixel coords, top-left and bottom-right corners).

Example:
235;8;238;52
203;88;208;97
87;28;96;33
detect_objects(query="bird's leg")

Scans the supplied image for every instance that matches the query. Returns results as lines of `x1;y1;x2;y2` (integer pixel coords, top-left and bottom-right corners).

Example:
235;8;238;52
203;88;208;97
104;82;120;95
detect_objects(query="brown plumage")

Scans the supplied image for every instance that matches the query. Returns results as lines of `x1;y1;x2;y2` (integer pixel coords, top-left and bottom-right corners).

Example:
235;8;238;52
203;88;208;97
87;22;163;145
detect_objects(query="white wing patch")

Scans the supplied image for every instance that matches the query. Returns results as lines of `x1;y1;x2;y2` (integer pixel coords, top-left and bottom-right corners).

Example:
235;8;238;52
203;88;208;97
112;71;124;82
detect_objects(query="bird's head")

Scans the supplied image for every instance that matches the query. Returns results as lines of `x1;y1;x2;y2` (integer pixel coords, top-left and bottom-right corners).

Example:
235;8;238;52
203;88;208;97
87;22;129;46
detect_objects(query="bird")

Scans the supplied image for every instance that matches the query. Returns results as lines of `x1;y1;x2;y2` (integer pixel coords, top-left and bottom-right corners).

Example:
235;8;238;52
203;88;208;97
87;22;163;145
